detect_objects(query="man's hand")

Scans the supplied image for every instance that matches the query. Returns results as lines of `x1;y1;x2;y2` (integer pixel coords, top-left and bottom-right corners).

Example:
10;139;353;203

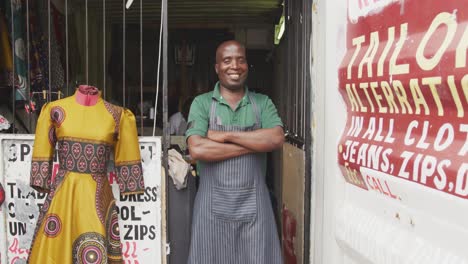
207;130;228;143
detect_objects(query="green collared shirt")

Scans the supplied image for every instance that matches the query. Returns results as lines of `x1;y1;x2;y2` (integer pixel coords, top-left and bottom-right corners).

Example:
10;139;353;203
186;82;283;140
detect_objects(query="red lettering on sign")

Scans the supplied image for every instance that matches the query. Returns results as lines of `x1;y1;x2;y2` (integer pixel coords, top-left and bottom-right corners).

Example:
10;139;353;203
365;175;398;199
122;241;139;260
339;1;468;199
10;256;27;264
8;238;29;255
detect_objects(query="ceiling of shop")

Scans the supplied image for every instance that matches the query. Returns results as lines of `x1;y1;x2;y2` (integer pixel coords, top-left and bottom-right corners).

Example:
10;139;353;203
87;0;283;27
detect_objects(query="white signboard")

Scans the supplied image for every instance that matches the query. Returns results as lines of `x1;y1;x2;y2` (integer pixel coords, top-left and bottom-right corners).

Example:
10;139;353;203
0;135;163;264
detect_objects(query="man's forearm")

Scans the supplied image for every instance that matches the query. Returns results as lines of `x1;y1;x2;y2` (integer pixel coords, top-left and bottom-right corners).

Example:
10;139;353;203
187;135;253;162
210;126;285;152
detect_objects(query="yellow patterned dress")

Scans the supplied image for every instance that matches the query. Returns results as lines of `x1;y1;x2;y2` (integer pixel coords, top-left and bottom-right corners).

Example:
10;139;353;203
28;91;145;264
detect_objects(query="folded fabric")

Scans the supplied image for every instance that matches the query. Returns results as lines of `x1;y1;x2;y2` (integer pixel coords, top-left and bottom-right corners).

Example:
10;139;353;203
168;149;190;190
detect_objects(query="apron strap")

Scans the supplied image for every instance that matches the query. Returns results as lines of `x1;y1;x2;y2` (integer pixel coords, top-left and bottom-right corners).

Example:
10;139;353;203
209;98;218;128
248;92;261;128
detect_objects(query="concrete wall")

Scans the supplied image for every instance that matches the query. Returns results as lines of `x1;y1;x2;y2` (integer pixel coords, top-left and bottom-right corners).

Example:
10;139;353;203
310;0;348;263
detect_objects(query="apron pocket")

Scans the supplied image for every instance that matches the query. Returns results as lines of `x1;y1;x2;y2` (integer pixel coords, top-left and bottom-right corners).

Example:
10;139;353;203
212;186;257;222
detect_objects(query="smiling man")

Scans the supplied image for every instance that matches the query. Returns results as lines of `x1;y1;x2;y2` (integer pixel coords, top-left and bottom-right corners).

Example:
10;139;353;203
186;40;284;264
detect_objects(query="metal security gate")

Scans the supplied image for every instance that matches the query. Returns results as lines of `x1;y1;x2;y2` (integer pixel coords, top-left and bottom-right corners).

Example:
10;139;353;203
272;0;312;263
1;0;168;138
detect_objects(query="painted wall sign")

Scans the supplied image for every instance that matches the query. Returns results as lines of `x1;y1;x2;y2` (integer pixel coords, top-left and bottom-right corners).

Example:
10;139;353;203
348;0;399;23
0;135;163;264
338;0;468;200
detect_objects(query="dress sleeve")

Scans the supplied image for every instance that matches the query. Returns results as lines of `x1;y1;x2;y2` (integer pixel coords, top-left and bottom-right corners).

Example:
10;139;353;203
114;108;145;195
30;103;55;193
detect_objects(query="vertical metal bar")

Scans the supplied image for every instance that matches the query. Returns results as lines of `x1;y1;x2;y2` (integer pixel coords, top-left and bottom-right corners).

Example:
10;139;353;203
294;2;298;138
162;0;169;263
294;1;299;138
288;3;292;137
152;4;163;137
26;0;31;130
302;5;307;139
163;0;168;149
297;8;302;139
302;0;312;262
48;0;51;101
122;0;126;107
292;0;296;137
297;5;301;139
85;0;89;84
66;0;69;94
284;4;288;134
10;0;16;133
302;12;306;140
103;0;106;98
140;0;143;135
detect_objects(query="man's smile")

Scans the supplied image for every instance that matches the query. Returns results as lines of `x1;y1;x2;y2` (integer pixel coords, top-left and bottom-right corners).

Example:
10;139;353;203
227;73;241;80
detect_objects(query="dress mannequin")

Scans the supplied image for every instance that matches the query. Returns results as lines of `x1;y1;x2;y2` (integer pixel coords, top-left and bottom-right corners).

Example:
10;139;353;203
76;85;99;106
29;84;145;263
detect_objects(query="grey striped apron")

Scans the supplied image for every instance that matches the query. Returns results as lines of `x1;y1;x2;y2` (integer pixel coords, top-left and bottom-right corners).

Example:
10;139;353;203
188;93;283;264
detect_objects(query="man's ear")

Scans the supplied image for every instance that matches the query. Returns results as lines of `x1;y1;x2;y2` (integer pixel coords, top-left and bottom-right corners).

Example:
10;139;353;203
214;63;219;74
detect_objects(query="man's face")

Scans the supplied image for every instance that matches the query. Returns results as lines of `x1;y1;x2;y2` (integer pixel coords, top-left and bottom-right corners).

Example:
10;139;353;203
215;42;248;91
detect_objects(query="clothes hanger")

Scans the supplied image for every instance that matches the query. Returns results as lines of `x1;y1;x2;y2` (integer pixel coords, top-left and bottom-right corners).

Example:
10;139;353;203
125;0;134;9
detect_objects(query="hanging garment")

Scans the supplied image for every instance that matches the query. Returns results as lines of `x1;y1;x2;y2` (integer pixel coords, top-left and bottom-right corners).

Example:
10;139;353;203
4;0;28;100
51;4;66;73
0;11;13;87
37;0;64;91
28;90;145;264
188;93;283;264
28;0;49;95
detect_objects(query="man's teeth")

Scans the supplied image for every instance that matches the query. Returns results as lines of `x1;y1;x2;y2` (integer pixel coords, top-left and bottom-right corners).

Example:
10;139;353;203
229;74;240;80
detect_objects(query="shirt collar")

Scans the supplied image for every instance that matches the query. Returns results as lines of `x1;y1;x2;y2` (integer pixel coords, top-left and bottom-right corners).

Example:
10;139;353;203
212;82;251;107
